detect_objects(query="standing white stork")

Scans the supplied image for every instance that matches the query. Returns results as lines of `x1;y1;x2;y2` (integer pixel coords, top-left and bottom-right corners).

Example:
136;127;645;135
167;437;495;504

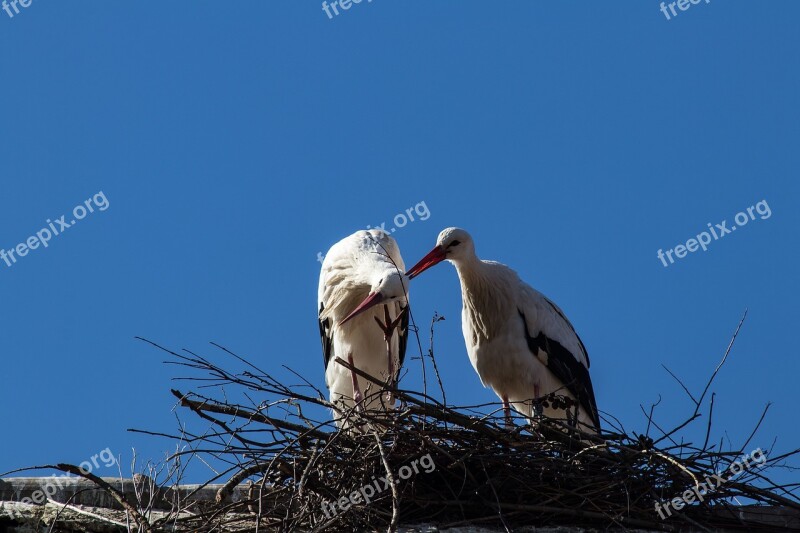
318;229;410;427
406;227;599;433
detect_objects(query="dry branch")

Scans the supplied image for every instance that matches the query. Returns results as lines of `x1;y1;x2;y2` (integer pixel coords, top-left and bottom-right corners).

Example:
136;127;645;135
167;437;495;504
112;312;800;532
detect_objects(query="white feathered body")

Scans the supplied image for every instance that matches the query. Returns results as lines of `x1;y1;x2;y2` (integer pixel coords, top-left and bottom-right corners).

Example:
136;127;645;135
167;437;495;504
457;260;598;431
318;230;408;424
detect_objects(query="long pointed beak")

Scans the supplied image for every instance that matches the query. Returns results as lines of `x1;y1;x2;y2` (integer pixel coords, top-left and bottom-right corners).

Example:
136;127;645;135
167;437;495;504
340;291;386;325
406;245;446;279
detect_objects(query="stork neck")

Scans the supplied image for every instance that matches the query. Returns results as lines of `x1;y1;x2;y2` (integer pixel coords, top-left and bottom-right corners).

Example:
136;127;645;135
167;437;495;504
452;257;510;344
452;255;485;283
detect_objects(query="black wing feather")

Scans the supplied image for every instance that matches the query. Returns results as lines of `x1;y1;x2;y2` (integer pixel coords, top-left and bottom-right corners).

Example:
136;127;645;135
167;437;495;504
319;301;334;370
519;310;600;429
542;297;591;368
398;304;409;371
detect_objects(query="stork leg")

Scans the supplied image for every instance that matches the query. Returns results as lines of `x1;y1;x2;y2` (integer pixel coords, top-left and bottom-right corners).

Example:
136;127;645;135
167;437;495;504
383;306;395;390
374;305;407;405
348;353;364;409
502;395;512;428
385;339;395;406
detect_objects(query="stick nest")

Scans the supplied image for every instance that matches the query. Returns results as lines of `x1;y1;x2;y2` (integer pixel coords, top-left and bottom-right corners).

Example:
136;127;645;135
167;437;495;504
120;317;799;533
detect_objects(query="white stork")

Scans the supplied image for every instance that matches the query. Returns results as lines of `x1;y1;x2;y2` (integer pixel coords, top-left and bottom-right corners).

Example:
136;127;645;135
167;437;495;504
318;229;410;427
406;227;599;433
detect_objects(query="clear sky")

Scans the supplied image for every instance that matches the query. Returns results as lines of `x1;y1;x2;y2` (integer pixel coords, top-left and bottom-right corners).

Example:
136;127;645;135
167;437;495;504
1;1;797;484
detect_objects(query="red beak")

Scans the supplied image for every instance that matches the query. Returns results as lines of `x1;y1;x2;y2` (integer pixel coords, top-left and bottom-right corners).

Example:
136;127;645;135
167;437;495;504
406;245;446;279
340;291;386;325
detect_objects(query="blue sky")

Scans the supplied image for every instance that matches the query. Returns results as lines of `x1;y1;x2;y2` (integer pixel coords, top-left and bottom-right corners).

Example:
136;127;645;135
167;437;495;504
1;1;797;484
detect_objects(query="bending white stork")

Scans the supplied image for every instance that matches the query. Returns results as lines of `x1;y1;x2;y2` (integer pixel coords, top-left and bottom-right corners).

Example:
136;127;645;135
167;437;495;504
406;227;599;433
318;229;410;427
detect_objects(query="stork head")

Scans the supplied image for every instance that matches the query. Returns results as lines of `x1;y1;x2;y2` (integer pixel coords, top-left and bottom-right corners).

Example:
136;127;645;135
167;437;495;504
407;227;475;279
340;271;410;325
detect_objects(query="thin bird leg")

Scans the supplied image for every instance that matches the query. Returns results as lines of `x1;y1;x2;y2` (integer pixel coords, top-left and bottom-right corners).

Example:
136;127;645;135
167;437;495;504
384;306;395;383
348;353;364;409
374;305;407;405
502;395;512;428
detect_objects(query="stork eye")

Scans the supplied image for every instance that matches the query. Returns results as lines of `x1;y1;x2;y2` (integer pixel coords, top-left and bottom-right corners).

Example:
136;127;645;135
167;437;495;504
450;240;461;247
